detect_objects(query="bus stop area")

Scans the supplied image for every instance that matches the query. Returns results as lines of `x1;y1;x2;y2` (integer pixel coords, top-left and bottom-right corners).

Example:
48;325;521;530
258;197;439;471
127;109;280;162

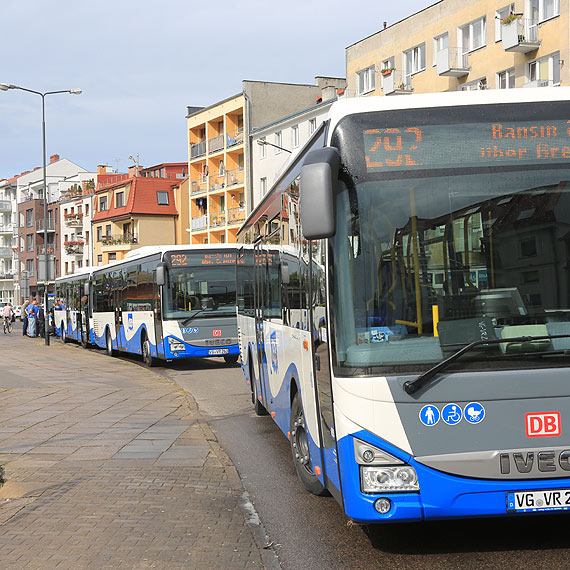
0;332;277;569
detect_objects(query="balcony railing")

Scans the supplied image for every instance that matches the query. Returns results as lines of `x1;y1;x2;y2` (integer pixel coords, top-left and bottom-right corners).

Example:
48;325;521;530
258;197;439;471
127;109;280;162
436;47;470;77
0;200;11;212
382;70;413;95
209;211;226;227
191;215;207;231
0;246;13;258
226;167;244;187
523;79;554;88
0;223;14;233
190;140;207;159
227;206;246;225
226;128;244;148
191;177;208;195
101;233;138;246
208;134;225;154
64;241;85;255
37;245;55;256
36;219;55;232
64;213;83;227
210;172;226;191
502;16;540;53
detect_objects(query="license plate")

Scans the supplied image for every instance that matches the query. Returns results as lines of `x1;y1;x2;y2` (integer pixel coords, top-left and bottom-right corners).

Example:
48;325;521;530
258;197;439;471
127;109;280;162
506;489;570;512
208;348;229;355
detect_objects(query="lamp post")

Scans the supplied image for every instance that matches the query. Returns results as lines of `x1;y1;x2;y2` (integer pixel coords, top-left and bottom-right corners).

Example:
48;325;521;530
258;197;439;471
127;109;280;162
256;138;292;153
0;83;82;345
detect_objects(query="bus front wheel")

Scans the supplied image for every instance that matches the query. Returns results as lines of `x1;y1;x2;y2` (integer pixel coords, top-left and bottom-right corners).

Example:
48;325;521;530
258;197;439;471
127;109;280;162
105;330;115;357
289;393;327;496
224;354;239;365
142;336;156;368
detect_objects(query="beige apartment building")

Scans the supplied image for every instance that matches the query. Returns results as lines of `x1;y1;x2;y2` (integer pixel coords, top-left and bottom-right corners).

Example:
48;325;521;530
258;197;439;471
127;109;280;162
346;0;567;96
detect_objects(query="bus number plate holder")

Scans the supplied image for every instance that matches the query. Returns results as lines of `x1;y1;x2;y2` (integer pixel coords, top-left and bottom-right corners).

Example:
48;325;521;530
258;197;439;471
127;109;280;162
506;489;570;512
209;348;229;355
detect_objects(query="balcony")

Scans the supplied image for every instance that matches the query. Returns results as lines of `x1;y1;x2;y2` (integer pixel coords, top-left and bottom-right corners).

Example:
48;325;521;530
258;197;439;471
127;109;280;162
210;211;226;227
36;219;55;233
209;172;226;191
437;47;470;77
190;140;207;159
64;213;83;227
226;128;244;148
0;246;13;258
101;233;138;246
191;215;207;231
64;240;85;255
227;206;246;225
226;167;244;187
60;186;84;201
37;245;56;256
523;79;554;88
0;200;11;212
0;223;14;234
382;70;413;95
208;134;225;154
191;177;208;195
0;272;13;280
502;16;540;53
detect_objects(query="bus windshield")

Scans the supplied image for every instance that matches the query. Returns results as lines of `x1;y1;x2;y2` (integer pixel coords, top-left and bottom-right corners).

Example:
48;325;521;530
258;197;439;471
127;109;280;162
164;266;236;320
330;104;570;373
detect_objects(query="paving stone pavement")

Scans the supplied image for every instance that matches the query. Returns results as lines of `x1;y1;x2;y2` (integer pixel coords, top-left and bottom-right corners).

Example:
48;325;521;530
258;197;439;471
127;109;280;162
0;330;278;569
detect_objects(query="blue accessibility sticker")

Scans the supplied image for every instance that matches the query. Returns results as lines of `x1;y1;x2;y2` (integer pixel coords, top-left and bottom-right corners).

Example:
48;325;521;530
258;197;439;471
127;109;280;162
419;405;440;427
464;402;485;424
442;403;462;425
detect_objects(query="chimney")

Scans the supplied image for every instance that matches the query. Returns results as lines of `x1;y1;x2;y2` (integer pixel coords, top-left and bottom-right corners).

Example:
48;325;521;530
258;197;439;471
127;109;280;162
50;154;60;163
128;165;138;177
383;22;387;29
97;164;112;175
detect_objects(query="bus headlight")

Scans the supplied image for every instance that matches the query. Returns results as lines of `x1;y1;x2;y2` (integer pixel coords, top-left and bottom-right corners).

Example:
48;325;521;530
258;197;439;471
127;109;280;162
168;338;185;352
361;465;419;493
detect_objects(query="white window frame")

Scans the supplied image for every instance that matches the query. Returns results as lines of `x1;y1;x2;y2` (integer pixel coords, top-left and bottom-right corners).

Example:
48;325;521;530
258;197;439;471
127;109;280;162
356;66;375;96
495;4;515;42
459;16;486;53
260;177;267;196
275;131;283;155
497;68;515;89
291;124;299;148
259;137;266;159
308;118;317;135
527;51;560;86
531;0;560;22
433;33;448;66
403;43;426;80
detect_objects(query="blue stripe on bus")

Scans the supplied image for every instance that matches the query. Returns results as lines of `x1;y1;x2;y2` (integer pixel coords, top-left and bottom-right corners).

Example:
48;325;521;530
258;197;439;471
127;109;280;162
338;430;570;523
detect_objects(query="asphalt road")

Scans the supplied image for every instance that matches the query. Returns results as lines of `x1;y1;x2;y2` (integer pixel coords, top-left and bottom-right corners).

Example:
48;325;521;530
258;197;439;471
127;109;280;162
116;352;570;569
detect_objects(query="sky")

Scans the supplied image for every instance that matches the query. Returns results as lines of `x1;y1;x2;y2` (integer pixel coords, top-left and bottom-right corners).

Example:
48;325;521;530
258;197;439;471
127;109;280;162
0;0;433;180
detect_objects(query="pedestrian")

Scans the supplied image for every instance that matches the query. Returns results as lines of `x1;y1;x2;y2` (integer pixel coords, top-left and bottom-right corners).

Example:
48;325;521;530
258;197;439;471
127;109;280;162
27;299;38;337
21;299;30;336
37;304;45;338
2;302;14;332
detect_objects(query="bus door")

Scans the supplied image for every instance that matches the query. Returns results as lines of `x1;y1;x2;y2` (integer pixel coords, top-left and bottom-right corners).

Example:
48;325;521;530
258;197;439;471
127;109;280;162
311;239;342;501
154;275;165;358
112;269;125;349
253;240;270;409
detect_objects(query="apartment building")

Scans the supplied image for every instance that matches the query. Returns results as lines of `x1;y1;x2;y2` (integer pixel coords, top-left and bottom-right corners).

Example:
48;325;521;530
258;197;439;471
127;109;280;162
0;176;17;303
186;79;346;245
91;164;185;265
251;79;346;206
346;0;567;96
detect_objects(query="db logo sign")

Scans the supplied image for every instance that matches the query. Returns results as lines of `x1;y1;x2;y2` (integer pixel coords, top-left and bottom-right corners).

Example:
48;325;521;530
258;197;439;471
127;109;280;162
212;329;222;337
526;412;561;438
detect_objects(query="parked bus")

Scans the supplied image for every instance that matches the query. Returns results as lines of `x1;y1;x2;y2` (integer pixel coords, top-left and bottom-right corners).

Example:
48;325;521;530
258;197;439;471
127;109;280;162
237;88;570;523
56;245;240;366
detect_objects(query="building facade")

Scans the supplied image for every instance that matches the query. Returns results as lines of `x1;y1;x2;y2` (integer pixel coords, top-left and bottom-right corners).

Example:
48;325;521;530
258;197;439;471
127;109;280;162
186;78;347;245
346;0;567;96
0;176;17;303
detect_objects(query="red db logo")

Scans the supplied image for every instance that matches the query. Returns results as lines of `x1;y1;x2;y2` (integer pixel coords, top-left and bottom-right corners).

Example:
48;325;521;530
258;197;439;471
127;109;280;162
212;329;222;337
526;412;560;438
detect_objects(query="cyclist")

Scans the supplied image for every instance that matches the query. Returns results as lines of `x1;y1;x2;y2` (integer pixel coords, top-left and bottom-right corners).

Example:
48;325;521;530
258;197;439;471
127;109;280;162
3;302;14;334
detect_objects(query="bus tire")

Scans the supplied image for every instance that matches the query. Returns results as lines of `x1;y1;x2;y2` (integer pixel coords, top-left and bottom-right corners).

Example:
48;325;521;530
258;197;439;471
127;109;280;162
142;335;156;368
105;329;115;357
290;392;327;496
224;354;239;365
81;328;89;349
250;358;268;416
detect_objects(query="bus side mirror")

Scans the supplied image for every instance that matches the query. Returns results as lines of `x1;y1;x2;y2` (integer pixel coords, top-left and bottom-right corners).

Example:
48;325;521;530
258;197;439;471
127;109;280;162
281;262;290;285
156;263;167;286
300;147;340;240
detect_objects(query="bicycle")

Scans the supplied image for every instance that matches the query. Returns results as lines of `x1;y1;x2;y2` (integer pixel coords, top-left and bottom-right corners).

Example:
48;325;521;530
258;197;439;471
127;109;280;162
3;316;12;334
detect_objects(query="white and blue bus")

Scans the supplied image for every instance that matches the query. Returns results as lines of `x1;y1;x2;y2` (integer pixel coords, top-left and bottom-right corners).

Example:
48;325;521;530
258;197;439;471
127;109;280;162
56;245;240;366
237;88;570;523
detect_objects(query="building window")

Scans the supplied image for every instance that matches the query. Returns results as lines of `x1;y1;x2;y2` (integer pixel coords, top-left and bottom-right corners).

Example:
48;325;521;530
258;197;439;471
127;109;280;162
459;17;486;53
520;237;537;258
26;209;33;227
309;119;317;135
115;191;124;208
26;234;33;252
531;0;560;22
85;204;89;216
97;254;102;264
497;68;515;89
105;224;111;237
356;66;375;96
157;191;169;205
260;177;267;196
403;44;426;81
99;196;108;211
527;52;560;86
496;4;515;41
275;132;283;154
96;226;102;242
292;125;299;148
459;77;487;91
433;33;448;65
259;137;266;159
108;253;117;261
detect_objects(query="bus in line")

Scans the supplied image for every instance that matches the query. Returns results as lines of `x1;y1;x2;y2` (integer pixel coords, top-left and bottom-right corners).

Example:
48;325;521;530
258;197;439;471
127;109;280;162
55;244;240;367
237;88;570;523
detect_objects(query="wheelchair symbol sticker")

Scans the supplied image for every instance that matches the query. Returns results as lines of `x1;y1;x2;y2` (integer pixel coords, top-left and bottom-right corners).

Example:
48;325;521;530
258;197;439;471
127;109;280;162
464;402;485;424
442;403;462;425
419;405;440;427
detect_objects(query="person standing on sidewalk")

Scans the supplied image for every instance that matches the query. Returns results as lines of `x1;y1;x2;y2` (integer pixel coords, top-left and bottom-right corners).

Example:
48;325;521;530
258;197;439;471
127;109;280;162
21;299;30;336
3;302;14;332
27;299;38;337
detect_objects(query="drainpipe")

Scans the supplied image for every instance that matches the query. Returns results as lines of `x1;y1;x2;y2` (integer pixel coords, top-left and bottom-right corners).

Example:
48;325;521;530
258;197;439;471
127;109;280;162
243;89;253;217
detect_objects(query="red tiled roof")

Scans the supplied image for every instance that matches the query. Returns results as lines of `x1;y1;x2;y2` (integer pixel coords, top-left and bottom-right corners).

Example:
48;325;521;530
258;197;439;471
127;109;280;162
92;178;178;222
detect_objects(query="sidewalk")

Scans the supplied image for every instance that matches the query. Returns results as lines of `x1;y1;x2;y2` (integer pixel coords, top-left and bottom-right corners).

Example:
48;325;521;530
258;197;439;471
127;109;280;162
0;328;278;569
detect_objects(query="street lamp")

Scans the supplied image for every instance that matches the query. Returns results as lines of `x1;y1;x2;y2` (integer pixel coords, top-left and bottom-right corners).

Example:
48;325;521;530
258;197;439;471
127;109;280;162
256;138;292;153
0;83;82;345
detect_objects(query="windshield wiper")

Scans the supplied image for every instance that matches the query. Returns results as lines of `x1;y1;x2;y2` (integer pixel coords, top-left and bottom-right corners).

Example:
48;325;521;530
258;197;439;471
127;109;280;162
403;334;570;395
181;310;206;326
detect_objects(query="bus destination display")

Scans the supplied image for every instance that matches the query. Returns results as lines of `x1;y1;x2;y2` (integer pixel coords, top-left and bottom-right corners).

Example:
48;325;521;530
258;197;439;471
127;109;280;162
364;120;570;172
167;251;236;267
